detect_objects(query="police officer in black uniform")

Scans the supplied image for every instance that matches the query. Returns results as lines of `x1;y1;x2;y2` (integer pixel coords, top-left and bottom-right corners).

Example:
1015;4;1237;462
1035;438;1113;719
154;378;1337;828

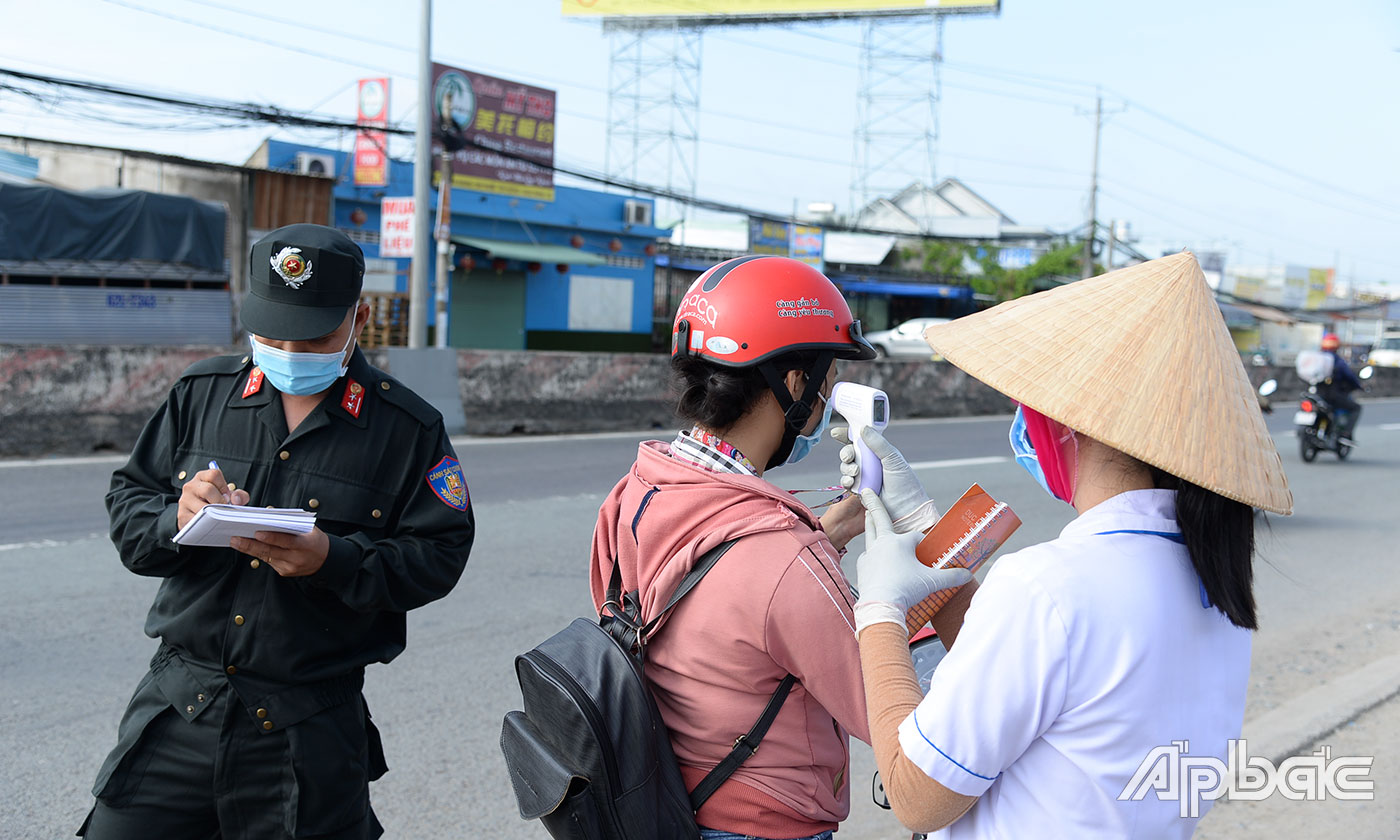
80;224;475;839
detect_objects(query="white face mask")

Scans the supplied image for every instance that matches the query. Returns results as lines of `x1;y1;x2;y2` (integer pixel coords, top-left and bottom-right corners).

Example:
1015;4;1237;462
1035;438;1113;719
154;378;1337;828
249;329;354;396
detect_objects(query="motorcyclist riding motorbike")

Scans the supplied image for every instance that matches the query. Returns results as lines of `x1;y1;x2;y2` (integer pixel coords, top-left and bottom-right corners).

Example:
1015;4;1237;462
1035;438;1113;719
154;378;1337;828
1318;333;1363;443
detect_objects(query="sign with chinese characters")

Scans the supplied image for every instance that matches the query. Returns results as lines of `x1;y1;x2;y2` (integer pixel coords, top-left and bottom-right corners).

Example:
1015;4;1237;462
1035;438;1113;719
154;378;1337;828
380;197;415;258
353;78;390;187
431;63;555;201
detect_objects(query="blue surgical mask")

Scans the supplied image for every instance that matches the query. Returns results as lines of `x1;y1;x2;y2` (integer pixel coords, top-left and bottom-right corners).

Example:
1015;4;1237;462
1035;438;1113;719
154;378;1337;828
250;331;353;396
1009;406;1057;499
784;391;834;466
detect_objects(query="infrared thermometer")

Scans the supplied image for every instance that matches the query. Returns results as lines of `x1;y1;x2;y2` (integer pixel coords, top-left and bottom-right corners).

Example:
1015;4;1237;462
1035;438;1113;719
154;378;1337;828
831;382;890;495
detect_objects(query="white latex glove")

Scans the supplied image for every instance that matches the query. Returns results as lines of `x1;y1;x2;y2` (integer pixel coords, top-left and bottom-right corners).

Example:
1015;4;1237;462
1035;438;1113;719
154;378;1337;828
853;490;972;634
832;426;939;534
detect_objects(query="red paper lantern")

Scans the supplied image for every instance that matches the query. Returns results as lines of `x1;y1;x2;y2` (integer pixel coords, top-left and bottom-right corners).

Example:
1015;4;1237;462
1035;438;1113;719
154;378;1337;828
526;261;542;274
349;207;367;227
643;242;657;257
457;254;475;273
556;263;569;274
570;234;584;248
492;257;507;274
608;238;623;253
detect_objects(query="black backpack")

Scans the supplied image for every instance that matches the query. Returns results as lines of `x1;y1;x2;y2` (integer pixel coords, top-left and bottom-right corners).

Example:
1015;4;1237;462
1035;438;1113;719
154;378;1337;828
500;539;796;840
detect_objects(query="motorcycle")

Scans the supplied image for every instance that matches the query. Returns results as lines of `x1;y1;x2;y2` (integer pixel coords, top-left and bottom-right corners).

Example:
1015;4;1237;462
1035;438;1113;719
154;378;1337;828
1294;366;1373;462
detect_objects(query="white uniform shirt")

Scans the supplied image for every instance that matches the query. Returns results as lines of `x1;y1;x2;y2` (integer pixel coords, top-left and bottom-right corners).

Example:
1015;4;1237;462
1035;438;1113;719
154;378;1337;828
898;489;1251;839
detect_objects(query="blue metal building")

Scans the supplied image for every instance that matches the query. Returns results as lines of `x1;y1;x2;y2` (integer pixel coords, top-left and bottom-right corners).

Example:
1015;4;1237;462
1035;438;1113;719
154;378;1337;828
258;140;669;352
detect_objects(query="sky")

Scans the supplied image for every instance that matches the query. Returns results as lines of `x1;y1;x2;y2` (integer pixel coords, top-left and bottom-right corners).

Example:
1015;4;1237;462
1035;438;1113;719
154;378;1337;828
1;0;1397;293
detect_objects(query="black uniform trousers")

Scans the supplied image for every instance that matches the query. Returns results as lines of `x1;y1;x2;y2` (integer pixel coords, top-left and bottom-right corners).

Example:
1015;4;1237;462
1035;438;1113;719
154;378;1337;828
80;650;383;840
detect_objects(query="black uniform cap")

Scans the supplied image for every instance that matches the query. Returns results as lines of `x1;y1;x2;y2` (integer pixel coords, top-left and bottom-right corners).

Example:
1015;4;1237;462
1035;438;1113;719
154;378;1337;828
242;224;366;341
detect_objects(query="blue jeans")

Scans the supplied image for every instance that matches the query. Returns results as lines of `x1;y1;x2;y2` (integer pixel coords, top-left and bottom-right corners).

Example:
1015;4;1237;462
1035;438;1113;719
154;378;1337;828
699;831;833;840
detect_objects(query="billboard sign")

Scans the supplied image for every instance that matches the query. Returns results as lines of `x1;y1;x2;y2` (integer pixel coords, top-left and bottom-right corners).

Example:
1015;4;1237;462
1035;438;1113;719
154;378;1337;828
749;219;790;256
380;197;415;258
353;78;390;187
1305;267;1332;310
431;63;556;201
748;218;824;271
791;224;824;270
562;0;999;23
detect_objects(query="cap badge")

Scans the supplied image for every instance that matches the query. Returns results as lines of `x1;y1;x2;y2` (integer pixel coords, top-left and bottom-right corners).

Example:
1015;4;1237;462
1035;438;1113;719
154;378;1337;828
270;246;313;289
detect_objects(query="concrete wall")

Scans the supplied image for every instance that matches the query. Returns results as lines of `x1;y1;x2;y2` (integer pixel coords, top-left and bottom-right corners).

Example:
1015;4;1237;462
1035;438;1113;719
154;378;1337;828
3;344;1397;456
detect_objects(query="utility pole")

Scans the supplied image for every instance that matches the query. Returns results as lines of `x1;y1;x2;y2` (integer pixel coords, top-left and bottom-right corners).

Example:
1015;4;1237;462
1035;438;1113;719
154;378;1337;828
1082;90;1102;280
433;151;452;348
408;0;432;348
1103;217;1117;274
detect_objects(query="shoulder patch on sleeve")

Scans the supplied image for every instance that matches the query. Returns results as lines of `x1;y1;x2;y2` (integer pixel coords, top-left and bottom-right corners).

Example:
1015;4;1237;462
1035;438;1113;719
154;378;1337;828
179;353;251;380
426;456;469;510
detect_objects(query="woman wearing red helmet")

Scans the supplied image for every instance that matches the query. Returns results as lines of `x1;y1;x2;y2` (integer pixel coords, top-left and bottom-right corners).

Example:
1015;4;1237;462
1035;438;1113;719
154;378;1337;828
589;256;963;839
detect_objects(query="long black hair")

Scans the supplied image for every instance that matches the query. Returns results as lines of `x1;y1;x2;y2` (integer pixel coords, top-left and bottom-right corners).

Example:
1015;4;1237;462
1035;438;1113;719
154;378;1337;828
1150;468;1257;630
670;351;826;432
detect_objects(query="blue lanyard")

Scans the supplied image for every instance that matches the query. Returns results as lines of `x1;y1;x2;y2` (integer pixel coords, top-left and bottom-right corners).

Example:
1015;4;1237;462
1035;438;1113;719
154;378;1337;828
1095;529;1211;609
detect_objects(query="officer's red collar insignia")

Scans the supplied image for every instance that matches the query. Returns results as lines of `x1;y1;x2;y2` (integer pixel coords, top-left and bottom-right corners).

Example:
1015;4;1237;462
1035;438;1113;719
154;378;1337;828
341;379;365;418
426;456;469;511
242;367;265;398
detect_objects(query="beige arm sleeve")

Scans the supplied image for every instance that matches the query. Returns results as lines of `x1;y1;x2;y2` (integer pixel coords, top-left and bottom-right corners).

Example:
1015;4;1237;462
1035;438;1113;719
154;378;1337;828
859;621;977;833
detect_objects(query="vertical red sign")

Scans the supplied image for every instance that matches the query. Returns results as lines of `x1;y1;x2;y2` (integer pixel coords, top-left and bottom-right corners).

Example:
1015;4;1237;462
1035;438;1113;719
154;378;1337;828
354;78;390;187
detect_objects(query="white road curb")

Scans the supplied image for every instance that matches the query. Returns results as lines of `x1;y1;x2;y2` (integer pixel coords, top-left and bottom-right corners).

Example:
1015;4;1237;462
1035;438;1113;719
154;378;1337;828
1242;652;1400;765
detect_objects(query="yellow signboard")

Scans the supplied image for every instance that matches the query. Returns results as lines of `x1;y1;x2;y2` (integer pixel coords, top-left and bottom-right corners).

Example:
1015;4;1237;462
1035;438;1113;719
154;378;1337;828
562;0;998;17
1304;267;1332;310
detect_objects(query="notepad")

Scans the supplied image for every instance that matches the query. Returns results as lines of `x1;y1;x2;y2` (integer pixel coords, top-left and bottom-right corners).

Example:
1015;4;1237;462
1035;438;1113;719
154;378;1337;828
172;504;317;547
905;483;1021;638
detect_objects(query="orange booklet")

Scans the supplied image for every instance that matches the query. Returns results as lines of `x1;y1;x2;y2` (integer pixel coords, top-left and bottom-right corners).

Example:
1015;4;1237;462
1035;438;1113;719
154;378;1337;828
905;483;1021;638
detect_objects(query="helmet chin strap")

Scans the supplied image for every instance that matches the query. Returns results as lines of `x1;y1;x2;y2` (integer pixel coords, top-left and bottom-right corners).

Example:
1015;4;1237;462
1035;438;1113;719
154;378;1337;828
757;351;834;471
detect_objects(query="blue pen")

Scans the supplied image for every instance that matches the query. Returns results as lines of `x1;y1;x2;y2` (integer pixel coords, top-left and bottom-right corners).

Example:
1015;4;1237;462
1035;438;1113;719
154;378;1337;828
208;460;229;503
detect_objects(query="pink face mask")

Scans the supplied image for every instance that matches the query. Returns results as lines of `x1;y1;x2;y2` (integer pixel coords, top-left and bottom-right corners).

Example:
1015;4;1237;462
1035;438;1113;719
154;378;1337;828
1018;404;1079;505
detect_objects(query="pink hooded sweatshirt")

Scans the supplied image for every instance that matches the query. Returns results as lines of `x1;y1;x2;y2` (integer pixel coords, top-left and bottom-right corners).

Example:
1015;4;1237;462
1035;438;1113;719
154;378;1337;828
590;441;870;838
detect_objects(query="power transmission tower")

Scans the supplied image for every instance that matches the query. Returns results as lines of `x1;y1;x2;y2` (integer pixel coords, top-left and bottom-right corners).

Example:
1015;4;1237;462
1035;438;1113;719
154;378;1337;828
604;22;702;228
850;15;943;229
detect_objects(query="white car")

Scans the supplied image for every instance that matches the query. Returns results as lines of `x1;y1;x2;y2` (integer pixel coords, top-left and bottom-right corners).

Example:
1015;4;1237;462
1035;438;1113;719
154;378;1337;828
1367;334;1400;368
864;317;950;359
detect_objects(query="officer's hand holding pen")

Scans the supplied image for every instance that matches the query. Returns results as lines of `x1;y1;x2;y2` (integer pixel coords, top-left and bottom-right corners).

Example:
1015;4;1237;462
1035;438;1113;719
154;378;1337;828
176;460;250;529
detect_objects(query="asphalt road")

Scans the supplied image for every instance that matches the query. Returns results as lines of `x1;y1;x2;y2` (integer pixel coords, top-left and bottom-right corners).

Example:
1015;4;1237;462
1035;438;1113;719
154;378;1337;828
2;399;1398;839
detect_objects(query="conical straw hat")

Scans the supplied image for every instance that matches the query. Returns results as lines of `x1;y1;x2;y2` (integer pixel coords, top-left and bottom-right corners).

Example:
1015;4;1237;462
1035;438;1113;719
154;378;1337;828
923;252;1292;514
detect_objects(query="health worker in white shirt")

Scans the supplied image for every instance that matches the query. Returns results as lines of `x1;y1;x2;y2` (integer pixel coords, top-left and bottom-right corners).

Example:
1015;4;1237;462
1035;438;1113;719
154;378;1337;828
847;252;1293;839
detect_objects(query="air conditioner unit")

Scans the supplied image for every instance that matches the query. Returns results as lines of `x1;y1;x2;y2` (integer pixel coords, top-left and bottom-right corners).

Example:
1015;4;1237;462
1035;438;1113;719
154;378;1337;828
623;199;652;228
294;152;335;177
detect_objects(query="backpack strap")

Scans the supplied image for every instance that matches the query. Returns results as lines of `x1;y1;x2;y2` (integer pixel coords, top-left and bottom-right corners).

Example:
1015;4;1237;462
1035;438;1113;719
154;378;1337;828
599;539;738;651
689;674;798;811
638;539;739;643
608;536;799;811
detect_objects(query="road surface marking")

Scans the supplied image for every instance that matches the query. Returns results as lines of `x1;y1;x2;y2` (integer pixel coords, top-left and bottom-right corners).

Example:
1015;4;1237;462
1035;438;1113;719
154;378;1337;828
1378;423;1400;431
0;533;106;552
0;454;127;469
908;456;1009;469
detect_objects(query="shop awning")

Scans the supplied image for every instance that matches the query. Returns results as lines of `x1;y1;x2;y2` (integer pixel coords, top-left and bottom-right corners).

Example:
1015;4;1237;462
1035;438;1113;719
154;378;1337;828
833;279;970;300
451;235;607;266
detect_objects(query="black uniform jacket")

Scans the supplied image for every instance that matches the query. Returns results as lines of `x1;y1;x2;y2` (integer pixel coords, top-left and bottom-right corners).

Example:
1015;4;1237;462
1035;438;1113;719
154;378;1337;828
105;347;474;728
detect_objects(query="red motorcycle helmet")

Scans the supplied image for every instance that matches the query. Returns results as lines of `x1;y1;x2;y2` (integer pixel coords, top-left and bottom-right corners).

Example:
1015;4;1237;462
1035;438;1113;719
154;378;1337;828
1321;333;1341;351
671;256;876;467
671;256;876;366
